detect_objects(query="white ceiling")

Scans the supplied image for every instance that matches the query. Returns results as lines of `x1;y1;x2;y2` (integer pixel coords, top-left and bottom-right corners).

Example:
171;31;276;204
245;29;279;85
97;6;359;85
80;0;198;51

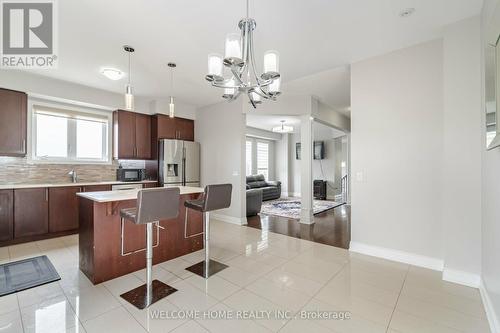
26;0;482;108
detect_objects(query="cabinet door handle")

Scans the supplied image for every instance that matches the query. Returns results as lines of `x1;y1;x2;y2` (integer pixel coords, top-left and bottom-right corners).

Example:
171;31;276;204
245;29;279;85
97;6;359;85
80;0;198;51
45;188;48;201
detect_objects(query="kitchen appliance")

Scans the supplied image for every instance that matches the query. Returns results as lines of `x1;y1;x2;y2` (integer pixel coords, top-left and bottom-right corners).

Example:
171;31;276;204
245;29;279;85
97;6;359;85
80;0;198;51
159;139;200;187
117;168;145;182
112;183;143;191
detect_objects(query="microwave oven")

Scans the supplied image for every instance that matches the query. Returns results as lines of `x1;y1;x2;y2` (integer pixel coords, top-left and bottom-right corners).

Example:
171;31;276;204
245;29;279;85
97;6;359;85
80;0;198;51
117;168;145;182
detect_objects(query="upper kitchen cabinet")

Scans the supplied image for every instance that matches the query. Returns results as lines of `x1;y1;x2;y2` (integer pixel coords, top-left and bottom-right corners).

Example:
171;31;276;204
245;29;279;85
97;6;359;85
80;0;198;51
152;114;194;141
113;110;151;160
0;88;27;156
151;114;194;157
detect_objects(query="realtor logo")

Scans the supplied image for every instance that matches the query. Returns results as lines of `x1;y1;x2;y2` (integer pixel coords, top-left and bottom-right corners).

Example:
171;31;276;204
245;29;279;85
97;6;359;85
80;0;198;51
1;0;58;68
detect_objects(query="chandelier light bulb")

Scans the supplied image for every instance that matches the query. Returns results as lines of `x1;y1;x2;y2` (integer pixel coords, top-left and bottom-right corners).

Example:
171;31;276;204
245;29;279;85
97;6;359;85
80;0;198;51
208;53;223;76
269;77;281;94
223;78;236;98
263;50;279;73
225;33;242;59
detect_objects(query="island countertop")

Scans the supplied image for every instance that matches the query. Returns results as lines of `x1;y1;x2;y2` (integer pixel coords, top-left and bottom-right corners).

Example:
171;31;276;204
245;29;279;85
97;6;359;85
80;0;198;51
76;185;204;203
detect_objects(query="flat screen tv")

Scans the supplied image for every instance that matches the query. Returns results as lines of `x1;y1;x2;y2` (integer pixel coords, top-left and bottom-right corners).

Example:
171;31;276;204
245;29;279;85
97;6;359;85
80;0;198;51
314;141;325;160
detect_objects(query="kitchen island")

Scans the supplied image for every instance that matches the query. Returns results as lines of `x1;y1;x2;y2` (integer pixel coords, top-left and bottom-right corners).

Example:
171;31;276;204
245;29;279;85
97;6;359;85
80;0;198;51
77;186;204;284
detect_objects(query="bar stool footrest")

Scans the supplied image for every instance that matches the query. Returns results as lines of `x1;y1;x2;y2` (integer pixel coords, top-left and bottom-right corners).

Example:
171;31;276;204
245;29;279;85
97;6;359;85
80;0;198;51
185;259;228;278
120;279;177;309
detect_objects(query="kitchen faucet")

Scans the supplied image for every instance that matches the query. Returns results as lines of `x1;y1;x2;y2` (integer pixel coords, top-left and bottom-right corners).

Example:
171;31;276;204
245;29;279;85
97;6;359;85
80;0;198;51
68;169;78;183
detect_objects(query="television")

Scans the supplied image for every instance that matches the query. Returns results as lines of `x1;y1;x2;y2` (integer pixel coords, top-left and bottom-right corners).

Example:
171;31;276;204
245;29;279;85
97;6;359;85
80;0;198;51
314;141;325;160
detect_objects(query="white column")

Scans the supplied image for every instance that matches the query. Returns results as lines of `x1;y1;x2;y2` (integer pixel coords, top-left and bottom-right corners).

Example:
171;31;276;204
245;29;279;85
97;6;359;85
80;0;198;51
300;115;313;224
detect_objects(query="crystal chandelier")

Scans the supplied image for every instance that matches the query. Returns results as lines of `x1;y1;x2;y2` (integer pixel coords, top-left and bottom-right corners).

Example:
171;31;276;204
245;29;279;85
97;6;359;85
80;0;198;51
205;0;281;108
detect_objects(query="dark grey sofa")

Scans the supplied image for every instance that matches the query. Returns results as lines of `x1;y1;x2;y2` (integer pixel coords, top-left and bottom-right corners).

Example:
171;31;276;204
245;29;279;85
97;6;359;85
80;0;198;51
246;174;281;201
246;189;263;217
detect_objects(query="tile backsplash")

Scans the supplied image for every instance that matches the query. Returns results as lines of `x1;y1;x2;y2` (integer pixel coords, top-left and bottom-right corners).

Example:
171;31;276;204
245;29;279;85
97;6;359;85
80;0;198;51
0;157;146;184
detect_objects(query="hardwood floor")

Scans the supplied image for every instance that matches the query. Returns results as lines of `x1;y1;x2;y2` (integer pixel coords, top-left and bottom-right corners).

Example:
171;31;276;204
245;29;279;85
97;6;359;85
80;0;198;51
246;204;351;249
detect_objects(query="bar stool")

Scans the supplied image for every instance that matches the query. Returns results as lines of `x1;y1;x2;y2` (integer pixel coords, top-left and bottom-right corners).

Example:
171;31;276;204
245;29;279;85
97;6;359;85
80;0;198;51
119;187;180;309
184;184;232;278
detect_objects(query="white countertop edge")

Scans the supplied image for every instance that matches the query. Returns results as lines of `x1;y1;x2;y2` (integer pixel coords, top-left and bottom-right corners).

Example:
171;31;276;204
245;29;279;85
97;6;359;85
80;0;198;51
0;180;158;190
76;186;205;203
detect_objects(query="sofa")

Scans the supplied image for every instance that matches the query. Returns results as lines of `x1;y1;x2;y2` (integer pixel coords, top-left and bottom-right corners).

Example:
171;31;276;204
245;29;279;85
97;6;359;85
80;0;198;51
246;189;263;217
246;174;281;201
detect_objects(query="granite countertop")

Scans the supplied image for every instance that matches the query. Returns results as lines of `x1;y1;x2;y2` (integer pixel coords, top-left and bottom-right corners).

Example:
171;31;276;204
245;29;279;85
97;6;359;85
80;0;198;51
0;180;158;190
76;186;204;203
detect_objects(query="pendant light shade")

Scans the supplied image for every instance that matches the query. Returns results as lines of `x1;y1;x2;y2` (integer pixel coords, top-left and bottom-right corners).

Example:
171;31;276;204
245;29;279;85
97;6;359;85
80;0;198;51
169;96;175;118
123;45;135;111
168;62;177;118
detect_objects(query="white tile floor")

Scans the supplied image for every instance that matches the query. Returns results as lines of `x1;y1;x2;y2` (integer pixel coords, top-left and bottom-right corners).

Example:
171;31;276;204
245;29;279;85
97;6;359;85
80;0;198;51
0;219;491;333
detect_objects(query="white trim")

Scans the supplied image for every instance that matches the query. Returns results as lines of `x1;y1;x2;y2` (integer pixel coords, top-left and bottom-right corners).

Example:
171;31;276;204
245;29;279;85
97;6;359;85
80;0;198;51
480;279;500;333
211;213;247;226
28;93;115;112
349;241;444;271
288;192;301;198
442;268;480;288
27;97;113;165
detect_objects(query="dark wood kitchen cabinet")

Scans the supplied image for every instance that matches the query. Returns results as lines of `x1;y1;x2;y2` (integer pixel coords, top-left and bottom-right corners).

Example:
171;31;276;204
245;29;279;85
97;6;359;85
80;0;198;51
0;88;27;156
151;114;195;157
14;188;49;238
0;190;14;242
113;110;151;160
49;186;80;233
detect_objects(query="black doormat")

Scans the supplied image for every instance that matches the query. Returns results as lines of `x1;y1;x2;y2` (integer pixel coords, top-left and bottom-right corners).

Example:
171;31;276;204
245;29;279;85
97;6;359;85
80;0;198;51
0;255;60;297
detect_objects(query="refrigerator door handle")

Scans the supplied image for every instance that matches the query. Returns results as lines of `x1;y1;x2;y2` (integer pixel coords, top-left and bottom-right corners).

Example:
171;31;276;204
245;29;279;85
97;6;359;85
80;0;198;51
182;147;186;186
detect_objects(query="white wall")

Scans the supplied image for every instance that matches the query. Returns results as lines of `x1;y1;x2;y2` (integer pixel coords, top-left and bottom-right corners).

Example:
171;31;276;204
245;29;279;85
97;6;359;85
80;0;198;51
312;101;351;132
195;100;246;224
442;17;482;282
0;70;151;113
481;0;500;329
0;70;197;119
351;40;445;261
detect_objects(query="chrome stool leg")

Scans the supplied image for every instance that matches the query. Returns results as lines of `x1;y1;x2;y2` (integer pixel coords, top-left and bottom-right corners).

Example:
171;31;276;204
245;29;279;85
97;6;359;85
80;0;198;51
185;212;228;279
120;221;177;309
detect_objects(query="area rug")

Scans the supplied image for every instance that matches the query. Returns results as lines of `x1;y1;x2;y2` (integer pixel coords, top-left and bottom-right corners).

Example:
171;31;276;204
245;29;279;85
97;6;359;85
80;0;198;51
0;255;60;296
260;198;344;219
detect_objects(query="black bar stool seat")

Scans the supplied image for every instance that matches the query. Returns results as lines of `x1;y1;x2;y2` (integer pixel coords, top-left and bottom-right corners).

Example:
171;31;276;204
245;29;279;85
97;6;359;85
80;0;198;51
184;184;232;279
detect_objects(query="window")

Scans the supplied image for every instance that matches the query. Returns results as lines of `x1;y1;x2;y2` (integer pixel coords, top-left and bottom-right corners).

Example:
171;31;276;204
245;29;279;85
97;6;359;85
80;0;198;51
32;105;110;163
246;140;253;176
257;141;269;180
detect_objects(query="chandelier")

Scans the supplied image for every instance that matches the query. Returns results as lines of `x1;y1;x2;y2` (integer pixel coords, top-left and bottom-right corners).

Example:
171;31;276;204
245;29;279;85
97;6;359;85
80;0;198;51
205;0;281;108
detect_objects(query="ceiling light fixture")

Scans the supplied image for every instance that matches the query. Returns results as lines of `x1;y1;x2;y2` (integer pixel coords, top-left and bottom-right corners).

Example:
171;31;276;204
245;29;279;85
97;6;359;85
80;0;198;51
205;0;282;108
123;45;135;111
101;68;123;80
272;120;293;133
168;62;176;118
399;8;415;17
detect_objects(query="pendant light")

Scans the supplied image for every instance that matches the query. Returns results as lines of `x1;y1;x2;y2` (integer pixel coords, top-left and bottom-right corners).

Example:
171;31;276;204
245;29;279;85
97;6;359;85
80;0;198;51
168;62;176;118
272;120;293;133
123;45;135;111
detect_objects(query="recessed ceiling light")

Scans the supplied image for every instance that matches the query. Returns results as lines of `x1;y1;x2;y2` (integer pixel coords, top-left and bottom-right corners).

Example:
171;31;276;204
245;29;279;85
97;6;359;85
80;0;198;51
101;68;123;80
399;8;415;18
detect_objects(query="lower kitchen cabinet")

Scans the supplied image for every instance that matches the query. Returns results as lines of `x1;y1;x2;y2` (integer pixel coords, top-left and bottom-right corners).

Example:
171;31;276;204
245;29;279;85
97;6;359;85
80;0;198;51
14;188;49;238
49;186;80;233
0;190;14;242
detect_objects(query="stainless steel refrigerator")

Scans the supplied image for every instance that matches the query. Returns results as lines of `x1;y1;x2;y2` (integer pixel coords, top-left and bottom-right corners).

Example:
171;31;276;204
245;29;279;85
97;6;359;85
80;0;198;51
159;139;200;187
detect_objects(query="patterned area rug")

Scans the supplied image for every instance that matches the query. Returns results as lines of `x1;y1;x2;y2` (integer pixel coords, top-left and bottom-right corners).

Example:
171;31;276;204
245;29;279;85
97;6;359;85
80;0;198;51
260;198;344;219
